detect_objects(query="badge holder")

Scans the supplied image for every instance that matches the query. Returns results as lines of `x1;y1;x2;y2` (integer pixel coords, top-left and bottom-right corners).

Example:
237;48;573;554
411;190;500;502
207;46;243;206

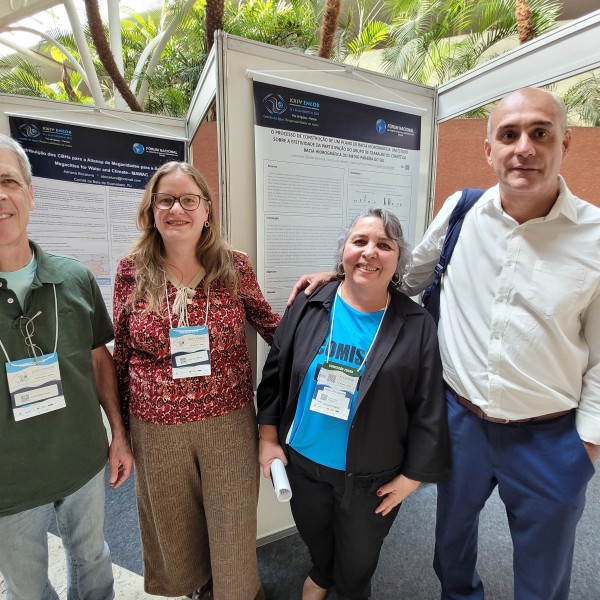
308;286;389;422
1;285;66;421
166;280;212;379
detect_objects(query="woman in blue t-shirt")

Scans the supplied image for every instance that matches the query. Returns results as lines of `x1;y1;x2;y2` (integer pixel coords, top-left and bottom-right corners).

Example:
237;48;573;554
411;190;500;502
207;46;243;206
257;208;450;600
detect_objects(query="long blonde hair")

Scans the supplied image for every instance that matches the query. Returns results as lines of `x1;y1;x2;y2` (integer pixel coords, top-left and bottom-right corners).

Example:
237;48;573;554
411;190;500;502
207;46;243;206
129;161;237;312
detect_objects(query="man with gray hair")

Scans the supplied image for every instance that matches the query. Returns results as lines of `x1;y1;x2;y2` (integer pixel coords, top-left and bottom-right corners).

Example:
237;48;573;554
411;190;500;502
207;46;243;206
0;133;133;599
291;87;600;599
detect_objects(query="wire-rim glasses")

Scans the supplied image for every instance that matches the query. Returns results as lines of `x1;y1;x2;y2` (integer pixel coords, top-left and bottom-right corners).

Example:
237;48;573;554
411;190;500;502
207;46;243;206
152;193;206;211
19;312;43;361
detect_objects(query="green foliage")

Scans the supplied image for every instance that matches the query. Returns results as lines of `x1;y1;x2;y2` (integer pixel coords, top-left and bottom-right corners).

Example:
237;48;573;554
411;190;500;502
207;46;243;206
381;0;561;84
1;0;597;123
0;54;89;102
224;0;320;49
561;72;600;126
0;56;56;98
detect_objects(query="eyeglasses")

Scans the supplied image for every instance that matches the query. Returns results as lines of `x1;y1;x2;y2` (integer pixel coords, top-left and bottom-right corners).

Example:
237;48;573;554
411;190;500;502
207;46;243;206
152;193;206;211
20;311;43;361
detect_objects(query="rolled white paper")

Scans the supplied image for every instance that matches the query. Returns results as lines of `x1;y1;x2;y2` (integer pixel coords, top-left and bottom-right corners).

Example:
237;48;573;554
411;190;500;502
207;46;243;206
271;458;292;502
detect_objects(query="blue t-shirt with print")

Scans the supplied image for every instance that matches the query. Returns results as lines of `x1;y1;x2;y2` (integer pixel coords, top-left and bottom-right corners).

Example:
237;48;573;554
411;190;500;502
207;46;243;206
289;291;385;470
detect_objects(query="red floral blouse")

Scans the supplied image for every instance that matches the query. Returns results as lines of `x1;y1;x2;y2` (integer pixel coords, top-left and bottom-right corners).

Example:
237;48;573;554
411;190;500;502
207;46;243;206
113;252;280;425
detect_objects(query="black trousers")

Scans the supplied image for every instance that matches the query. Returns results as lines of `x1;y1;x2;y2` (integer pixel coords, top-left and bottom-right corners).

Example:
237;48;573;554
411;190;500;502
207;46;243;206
287;448;400;600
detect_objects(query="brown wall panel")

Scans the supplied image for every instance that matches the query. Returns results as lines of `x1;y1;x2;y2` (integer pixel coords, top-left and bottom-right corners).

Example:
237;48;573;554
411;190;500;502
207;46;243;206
190;121;220;223
435;120;600;216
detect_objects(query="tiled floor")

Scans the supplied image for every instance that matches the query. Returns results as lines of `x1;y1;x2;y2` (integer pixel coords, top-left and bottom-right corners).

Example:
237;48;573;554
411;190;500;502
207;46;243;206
0;533;185;600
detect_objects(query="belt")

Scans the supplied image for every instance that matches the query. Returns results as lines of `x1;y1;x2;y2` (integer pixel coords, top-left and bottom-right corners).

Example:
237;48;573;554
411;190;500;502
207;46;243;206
455;395;573;424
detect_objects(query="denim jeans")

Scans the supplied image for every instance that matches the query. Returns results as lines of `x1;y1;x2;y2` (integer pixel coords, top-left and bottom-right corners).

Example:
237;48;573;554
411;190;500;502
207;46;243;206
0;468;114;600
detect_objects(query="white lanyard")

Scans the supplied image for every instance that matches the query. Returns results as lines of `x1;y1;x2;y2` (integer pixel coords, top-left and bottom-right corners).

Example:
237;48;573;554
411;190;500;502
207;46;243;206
0;284;59;365
165;279;210;328
326;285;389;371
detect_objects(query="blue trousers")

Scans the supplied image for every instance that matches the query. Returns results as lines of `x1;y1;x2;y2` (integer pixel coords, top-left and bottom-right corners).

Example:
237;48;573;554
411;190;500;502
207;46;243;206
434;391;595;600
0;469;114;600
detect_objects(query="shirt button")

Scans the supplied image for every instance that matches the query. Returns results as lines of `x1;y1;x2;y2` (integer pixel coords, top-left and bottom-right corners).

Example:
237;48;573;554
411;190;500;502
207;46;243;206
347;473;353;477
7;298;14;304
496;296;506;303
506;261;513;267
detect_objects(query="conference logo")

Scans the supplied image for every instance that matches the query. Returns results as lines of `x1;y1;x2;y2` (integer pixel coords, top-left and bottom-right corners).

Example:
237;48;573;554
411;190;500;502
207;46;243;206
375;119;387;135
132;143;145;154
263;93;287;115
18;123;40;138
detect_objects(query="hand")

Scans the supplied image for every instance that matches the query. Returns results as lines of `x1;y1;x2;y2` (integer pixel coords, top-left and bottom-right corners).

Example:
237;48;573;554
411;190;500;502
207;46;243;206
287;271;337;306
258;437;287;478
108;432;134;489
375;475;420;516
583;441;599;464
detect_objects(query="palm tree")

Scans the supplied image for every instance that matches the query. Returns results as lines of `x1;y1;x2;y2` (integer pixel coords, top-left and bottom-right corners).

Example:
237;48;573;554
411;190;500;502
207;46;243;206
516;0;535;44
84;0;142;110
381;0;560;84
7;0;594;121
562;73;600;126
0;0;393;115
206;0;225;52
0;54;79;101
319;0;343;58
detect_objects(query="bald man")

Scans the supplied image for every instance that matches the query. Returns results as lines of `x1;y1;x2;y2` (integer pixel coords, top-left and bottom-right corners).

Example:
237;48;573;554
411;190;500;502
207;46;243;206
290;88;600;599
404;88;600;600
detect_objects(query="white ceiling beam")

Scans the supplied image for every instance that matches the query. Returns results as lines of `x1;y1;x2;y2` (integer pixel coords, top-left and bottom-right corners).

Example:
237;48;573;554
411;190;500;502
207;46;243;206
62;0;106;108
0;0;61;29
107;0;126;110
437;9;600;122
2;25;92;89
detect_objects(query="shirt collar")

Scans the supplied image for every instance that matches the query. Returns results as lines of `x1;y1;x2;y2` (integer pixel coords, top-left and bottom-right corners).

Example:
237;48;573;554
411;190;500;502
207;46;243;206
485;176;578;224
29;241;65;285
546;176;578;223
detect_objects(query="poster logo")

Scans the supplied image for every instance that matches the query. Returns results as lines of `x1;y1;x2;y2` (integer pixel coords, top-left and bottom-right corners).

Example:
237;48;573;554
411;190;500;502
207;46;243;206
132;143;145;154
263;93;287;115
18;123;40;138
375;119;387;135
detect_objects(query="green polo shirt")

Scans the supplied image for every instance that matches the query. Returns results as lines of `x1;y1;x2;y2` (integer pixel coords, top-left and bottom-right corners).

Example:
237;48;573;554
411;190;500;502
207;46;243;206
0;242;113;517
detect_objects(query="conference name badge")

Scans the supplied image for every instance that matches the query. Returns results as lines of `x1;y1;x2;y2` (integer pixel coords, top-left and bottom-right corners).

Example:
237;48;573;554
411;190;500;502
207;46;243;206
169;325;211;378
310;362;360;421
6;352;66;421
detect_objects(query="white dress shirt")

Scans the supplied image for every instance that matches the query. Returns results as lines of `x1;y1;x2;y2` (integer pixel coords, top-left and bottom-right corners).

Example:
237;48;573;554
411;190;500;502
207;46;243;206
404;177;600;444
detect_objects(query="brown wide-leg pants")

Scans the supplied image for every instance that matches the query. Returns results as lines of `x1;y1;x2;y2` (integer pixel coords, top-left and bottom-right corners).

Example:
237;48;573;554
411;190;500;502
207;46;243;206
130;403;261;599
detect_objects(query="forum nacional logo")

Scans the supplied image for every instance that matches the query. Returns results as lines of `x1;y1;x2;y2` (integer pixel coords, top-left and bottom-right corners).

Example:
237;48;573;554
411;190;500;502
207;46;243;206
375;119;387;135
263;93;287;115
132;143;145;154
18;123;40;138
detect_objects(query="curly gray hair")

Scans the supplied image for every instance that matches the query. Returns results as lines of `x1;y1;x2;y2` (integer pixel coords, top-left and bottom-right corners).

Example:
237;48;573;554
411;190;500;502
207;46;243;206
334;208;412;289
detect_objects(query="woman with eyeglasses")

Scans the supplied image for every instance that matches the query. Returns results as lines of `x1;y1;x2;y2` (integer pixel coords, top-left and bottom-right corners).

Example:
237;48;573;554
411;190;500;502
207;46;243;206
113;161;279;600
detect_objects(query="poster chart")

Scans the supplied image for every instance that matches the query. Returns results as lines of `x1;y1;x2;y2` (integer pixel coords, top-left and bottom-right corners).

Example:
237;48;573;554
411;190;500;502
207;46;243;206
252;79;423;314
9;116;185;316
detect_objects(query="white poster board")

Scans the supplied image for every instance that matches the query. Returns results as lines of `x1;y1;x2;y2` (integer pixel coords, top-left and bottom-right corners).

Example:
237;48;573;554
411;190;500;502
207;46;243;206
251;74;424;313
190;33;437;542
1;97;186;315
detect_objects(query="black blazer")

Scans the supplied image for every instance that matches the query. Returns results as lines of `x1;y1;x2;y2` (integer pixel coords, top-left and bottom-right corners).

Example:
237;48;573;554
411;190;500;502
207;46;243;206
257;282;450;500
